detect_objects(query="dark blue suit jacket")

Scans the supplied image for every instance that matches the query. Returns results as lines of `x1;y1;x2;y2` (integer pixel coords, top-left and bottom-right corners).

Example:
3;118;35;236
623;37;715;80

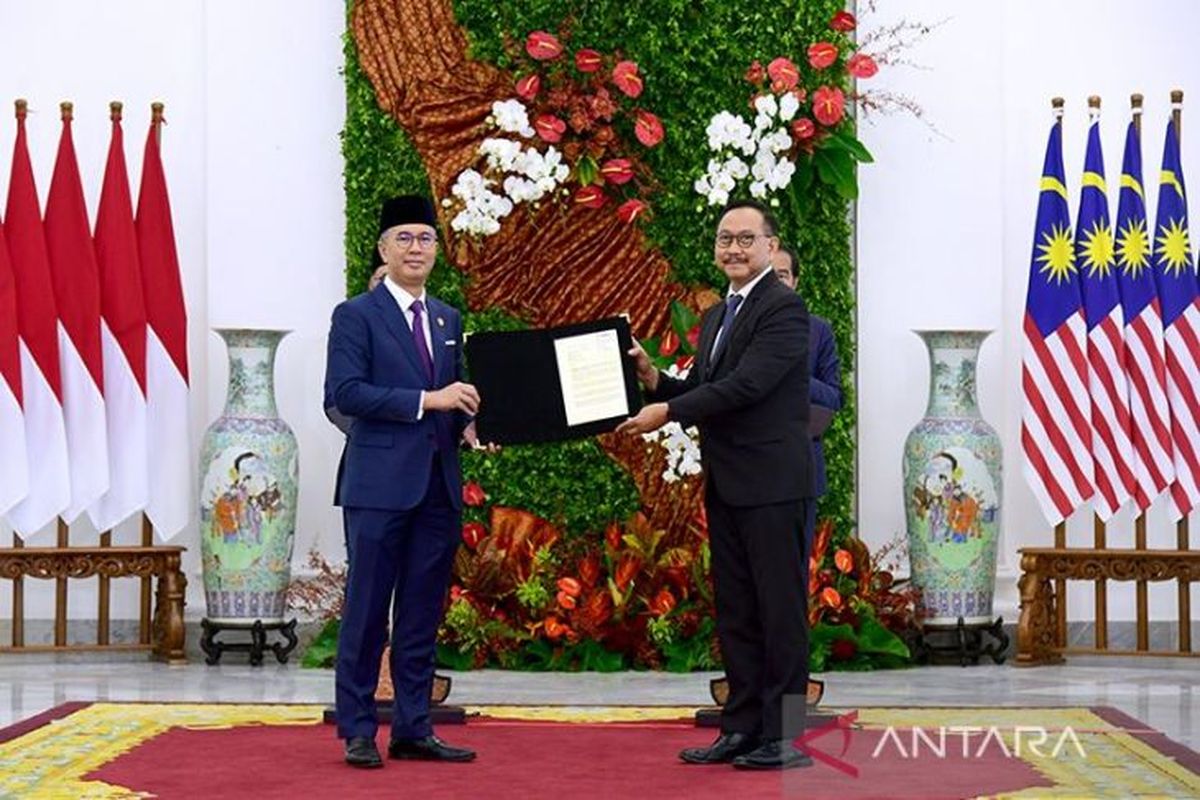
809;315;842;498
324;284;467;511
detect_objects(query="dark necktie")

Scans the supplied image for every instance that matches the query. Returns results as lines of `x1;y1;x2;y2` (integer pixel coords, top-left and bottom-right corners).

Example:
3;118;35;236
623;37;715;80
710;294;743;363
410;299;435;385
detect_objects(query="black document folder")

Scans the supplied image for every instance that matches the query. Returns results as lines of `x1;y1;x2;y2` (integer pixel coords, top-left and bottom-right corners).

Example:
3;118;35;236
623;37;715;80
465;316;643;445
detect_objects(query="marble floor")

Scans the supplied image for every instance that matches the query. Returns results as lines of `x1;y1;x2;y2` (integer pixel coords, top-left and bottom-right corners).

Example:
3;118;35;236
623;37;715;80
1;656;1196;750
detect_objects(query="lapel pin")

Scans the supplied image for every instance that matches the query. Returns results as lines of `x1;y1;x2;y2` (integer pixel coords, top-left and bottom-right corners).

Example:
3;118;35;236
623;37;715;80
437;316;445;327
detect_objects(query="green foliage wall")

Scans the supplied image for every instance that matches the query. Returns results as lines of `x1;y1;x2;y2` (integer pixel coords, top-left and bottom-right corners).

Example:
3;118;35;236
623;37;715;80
343;0;857;535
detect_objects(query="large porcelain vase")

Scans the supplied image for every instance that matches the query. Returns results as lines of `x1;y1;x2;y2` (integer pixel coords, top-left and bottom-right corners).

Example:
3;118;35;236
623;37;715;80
902;330;1002;626
198;329;299;623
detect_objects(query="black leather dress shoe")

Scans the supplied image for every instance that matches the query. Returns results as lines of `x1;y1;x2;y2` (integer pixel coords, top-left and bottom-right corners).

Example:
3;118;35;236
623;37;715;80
388;735;476;762
344;736;383;768
679;732;761;764
731;739;814;770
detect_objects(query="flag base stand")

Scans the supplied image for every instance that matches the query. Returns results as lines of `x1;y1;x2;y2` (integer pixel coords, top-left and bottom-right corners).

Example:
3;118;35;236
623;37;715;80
199;618;299;666
322;674;465;726
909;616;1008;666
695;677;829;727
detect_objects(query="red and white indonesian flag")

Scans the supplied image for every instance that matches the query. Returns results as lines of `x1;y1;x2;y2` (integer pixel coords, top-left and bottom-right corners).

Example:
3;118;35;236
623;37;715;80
89;108;149;532
137;112;191;540
45;106;110;524
5;104;71;535
0;224;29;517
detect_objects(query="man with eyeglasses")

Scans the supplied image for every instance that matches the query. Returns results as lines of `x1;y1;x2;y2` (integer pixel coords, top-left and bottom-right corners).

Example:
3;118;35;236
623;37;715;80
619;199;814;771
324;195;483;768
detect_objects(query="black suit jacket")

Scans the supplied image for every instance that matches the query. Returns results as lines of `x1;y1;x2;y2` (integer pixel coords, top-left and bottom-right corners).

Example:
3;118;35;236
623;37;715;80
650;270;813;507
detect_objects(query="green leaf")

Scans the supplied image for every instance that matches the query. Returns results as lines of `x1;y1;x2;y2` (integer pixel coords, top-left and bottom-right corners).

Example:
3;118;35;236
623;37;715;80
300;619;340;669
669;299;699;338
436;642;478;670
576;155;600;186
855;614;911;660
813;148;858;200
825;131;874;163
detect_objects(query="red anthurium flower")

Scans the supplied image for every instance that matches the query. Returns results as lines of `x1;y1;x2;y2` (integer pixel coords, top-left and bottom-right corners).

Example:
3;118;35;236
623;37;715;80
462;481;486;507
791;118;816;140
515;74;541;100
649;587;676;616
685;323;701;349
674;355;694;371
660;329;680;357
557;590;578;610
616;199;647;224
525;31;563;61
600;158;635;185
573;186;607;209
634;110;664;147
557;577;582;597
807;41;839;70
450;585;466;602
792;87;808;104
575;48;603;73
847;52;878;79
812;86;845;126
611;60;643;98
767;57;800;92
535;114;567;143
829;10;857;32
462;522;488;550
834;548;854;574
544;615;567;639
605;521;623;551
820;586;842;608
744;60;766;85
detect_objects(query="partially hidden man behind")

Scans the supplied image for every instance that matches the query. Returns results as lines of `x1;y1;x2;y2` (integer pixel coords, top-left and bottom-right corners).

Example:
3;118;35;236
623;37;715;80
773;242;843;547
324;195;483;768
618;199;814;771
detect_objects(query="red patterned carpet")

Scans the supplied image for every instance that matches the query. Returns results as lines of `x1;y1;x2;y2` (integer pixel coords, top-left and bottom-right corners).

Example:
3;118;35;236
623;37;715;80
1;703;1197;799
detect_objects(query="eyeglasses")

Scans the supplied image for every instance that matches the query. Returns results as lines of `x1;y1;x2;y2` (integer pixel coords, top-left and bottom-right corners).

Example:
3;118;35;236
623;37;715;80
715;232;771;249
393;232;438;249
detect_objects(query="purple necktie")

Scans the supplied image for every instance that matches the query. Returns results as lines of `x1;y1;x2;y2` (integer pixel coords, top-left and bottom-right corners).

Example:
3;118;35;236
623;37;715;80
410;300;435;384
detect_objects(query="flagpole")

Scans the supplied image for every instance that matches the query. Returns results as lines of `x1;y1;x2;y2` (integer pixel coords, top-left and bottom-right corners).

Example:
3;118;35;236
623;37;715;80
1083;95;1112;650
1170;88;1192;654
60;96;116;647
10;100;28;649
1125;93;1153;652
139;101;166;645
151;101;164;146
1050;96;1070;650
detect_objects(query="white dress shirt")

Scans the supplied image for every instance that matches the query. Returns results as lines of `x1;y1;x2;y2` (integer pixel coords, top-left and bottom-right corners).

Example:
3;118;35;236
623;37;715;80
710;264;773;357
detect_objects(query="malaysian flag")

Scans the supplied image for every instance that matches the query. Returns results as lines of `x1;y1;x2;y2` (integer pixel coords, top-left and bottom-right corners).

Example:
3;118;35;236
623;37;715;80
1023;114;1095;525
1115;116;1175;511
1152;118;1200;520
1075;116;1135;520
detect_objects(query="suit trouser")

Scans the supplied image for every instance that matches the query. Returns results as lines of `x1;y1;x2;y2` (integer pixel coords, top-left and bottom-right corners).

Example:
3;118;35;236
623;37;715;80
707;480;810;740
335;460;460;740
